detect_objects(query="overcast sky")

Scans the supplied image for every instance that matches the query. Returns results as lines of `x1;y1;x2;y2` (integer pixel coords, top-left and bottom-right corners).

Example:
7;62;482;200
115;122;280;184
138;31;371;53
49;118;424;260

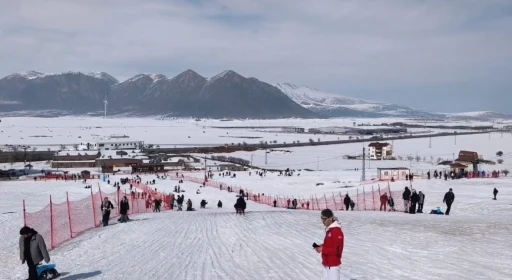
1;0;511;113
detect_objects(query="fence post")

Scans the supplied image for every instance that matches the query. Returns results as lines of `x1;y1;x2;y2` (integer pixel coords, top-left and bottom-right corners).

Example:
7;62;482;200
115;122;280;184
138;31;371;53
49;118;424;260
332;193;337;210
49;195;55;250
66;192;73;238
363;187;367;211
91;188;97;227
117;188;120;215
23;199;27;226
356;189;359;211
372;185;376;211
315;195;320;210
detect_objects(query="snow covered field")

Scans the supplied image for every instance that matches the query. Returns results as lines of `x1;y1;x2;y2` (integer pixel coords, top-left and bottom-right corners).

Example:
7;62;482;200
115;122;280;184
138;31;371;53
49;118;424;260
1;117;512;279
0;117;499;149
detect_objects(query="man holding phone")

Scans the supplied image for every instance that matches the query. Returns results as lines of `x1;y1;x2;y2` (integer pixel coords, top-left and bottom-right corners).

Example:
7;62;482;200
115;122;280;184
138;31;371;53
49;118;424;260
314;209;344;280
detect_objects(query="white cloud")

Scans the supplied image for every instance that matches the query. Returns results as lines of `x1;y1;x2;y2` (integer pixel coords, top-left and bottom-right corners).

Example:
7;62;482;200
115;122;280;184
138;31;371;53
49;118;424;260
0;0;511;111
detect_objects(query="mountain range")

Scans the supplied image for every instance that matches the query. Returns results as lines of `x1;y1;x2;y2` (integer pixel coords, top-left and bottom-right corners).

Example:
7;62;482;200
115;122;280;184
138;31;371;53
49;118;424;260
0;70;510;120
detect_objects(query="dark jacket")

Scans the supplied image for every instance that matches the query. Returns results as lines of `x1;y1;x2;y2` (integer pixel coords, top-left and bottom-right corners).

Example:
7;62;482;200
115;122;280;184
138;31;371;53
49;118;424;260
101;200;114;212
410;193;420;203
402;188;411;200
120;199;130;215
234;197;246;210
343;196;351;205
443;192;455;204
19;229;50;264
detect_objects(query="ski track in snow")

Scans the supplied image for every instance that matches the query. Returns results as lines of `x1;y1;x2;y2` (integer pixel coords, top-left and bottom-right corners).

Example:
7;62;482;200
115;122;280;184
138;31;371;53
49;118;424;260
2;176;512;279
5;210;512;279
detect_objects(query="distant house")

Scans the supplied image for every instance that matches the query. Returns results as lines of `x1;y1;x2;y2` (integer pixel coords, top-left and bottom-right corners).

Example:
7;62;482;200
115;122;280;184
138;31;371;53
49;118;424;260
52;154;99;169
281;127;305;133
368;142;393;160
377;167;410;181
131;163;165;173
97;139;144;151
454;150;480;171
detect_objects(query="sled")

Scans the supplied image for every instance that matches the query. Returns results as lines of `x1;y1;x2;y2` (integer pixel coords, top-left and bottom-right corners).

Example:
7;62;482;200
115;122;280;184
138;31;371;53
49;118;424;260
37;264;60;280
236;208;245;215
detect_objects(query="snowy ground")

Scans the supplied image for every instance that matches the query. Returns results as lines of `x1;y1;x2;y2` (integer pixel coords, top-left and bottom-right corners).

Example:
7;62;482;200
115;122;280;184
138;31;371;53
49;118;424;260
0;117;498;149
1;117;512;279
1;174;511;279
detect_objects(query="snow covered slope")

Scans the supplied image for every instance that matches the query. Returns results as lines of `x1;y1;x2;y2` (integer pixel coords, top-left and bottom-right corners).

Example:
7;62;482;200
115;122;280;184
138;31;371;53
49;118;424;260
445;111;512;121
276;83;442;119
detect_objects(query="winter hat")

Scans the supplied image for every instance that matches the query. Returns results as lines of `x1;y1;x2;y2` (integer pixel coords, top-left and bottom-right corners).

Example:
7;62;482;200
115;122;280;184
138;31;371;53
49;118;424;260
19;226;35;235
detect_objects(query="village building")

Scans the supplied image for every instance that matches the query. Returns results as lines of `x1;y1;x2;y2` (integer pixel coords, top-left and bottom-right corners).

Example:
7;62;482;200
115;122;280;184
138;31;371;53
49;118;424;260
377;167;410;181
131;163;165;173
97;139;144;151
206;164;246;172
51;153;98;169
281;127;306;133
368;142;393;160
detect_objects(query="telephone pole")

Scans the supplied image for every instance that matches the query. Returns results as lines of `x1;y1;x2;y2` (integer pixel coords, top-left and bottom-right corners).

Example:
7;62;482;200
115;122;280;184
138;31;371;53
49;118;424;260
265;149;268;165
316;156;319;171
361;147;366;181
429;137;431;148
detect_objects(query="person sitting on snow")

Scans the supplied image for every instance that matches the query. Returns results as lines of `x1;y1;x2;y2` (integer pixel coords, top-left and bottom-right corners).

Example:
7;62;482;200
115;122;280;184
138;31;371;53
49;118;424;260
200;199;208;208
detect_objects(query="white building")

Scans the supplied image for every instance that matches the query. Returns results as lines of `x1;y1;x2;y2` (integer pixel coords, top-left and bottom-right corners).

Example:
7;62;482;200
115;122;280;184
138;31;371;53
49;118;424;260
368;142;393;160
377;167;410;181
97;139;144;150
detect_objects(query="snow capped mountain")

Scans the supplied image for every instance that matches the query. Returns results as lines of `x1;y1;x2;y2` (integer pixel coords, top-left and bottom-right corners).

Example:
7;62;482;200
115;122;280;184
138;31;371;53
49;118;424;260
7;71;47;80
86;72;119;85
444;111;512;120
276;83;441;118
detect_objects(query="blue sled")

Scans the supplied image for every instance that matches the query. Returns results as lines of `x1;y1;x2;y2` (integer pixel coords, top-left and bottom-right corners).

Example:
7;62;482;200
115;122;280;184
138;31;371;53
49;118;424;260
37;264;60;279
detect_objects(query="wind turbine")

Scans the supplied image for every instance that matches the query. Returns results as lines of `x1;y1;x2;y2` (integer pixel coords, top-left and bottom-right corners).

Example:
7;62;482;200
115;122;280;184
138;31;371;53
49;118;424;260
103;92;108;118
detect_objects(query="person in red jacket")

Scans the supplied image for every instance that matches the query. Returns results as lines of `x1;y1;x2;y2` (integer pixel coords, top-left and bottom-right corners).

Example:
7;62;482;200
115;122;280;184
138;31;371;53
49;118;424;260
315;209;344;280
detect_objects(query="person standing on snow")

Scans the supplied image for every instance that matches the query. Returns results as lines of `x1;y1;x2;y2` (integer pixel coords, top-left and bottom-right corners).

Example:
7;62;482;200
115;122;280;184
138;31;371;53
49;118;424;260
493;188;498;200
101;197;114;226
19;226;50;280
343;194;351;211
379;192;388;211
119;196;130;223
315;209;344;280
443;188;455;215
417;191;425;213
402;187;411;213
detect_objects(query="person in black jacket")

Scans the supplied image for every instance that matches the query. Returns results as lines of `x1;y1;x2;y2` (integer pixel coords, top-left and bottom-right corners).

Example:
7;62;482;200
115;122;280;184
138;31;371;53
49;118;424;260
443;188;455;215
119;196;130;223
493;188;498;200
234;196;246;210
101;197;114;226
343;194;351;211
409;190;420;214
402;187;411;213
217;200;223;208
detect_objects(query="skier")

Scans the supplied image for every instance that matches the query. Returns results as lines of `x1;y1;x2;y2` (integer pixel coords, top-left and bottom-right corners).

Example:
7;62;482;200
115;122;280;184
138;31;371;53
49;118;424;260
493;188;498;200
443;188;455;215
119;196;130;223
100;197;114;226
315;209;344;280
19;226;50;280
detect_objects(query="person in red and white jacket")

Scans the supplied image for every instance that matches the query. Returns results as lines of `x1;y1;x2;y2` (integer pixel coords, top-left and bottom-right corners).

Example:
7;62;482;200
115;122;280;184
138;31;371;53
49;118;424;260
315;209;344;280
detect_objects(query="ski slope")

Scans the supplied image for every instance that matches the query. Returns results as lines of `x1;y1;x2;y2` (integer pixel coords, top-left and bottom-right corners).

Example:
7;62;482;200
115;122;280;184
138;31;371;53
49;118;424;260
1;175;512;279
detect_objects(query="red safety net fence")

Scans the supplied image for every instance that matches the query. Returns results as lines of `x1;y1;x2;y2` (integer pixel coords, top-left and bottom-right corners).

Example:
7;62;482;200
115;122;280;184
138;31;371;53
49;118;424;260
23;182;173;250
173;175;405;212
